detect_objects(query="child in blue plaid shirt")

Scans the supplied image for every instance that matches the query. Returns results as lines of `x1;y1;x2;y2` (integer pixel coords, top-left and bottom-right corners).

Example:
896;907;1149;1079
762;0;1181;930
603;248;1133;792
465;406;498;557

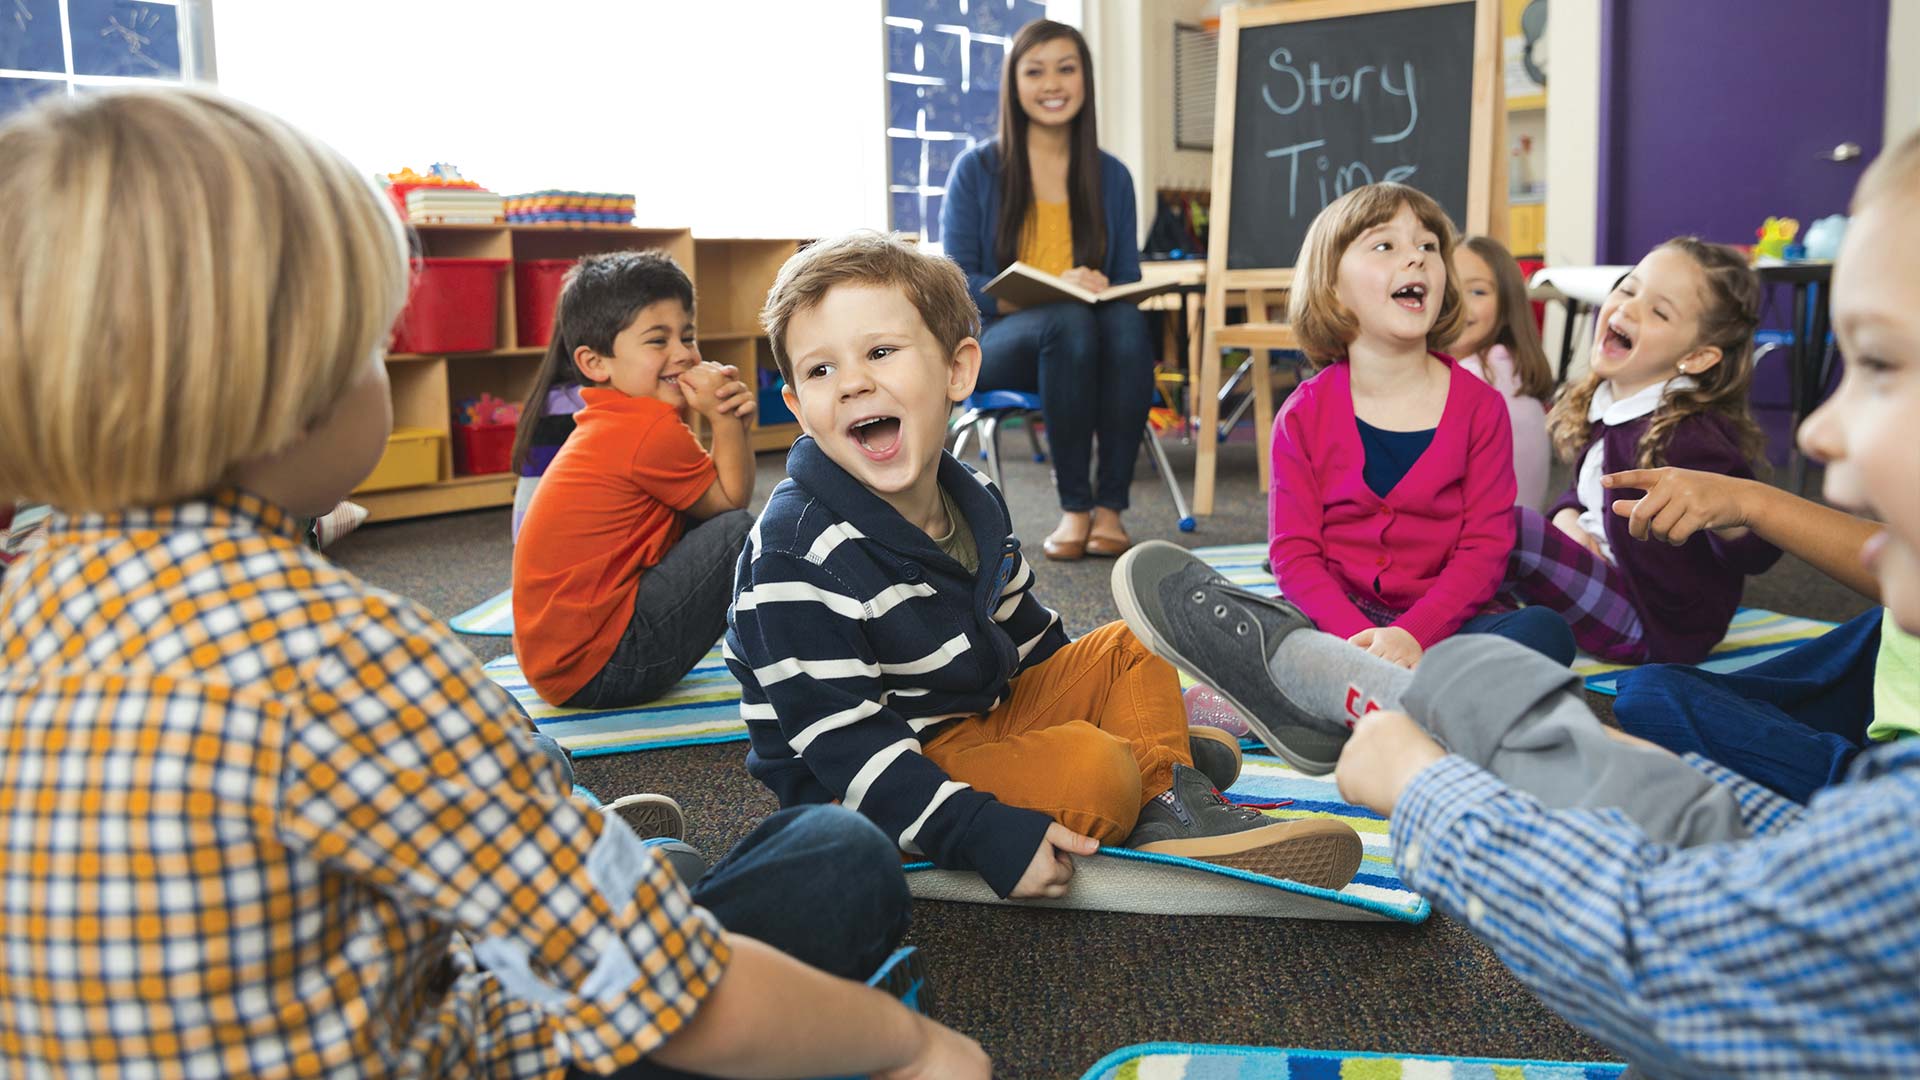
0;88;985;1080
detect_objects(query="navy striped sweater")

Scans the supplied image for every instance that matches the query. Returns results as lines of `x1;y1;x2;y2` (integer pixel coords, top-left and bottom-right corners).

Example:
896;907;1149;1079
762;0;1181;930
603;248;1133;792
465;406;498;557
724;437;1068;897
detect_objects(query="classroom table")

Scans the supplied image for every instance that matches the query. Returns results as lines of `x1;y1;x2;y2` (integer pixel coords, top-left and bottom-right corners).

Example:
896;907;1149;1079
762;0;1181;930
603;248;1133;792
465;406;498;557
1753;260;1836;450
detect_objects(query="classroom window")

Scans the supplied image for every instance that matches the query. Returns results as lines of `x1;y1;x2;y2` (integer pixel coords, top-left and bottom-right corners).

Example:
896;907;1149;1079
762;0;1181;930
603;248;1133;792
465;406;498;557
0;0;208;121
884;0;1051;246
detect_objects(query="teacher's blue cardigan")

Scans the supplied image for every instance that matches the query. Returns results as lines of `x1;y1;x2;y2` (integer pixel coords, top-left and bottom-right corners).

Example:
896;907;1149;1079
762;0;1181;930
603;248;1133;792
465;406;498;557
939;140;1141;319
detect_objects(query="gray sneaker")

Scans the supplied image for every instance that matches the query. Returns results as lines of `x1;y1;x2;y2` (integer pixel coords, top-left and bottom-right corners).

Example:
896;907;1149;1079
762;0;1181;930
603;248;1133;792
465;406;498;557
1125;764;1363;889
1114;541;1349;774
602;793;687;842
1188;725;1243;791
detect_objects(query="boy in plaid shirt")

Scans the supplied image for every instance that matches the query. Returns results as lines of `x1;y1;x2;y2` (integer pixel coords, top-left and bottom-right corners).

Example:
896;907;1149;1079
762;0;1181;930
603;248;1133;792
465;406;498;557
0;89;985;1079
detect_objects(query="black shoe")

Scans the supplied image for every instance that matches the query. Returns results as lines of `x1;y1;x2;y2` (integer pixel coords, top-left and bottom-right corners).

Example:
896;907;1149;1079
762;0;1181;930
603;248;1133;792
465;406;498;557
640;837;710;886
1124;764;1362;889
1188;725;1243;790
1113;541;1349;774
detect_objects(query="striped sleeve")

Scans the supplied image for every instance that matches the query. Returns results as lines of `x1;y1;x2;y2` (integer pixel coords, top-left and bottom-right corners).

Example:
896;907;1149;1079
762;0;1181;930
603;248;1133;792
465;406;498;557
991;546;1067;675
728;550;1052;897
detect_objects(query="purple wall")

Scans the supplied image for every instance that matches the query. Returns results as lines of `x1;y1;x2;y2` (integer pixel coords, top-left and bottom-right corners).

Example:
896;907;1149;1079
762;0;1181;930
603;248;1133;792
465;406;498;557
1596;0;1887;265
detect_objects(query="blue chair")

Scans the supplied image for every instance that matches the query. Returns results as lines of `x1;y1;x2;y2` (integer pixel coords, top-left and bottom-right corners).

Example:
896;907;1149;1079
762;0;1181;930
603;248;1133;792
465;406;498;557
947;389;1197;532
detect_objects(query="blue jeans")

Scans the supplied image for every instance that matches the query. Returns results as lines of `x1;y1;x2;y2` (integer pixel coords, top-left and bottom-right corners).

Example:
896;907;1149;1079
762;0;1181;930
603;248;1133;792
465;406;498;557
1613;608;1882;803
1458;606;1578;668
565;804;912;1079
977;301;1157;512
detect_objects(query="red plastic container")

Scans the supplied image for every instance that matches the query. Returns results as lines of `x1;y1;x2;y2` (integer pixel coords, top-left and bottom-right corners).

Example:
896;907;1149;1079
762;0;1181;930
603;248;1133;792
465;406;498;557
452;419;517;476
390;258;509;354
514;258;576;348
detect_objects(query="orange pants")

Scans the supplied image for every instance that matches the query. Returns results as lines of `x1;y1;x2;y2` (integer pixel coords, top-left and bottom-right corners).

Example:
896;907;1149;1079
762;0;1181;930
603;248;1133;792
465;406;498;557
921;621;1193;845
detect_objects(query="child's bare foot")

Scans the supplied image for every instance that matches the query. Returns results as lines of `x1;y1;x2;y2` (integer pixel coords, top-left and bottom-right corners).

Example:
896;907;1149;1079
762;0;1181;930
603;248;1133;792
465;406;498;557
1042;510;1092;561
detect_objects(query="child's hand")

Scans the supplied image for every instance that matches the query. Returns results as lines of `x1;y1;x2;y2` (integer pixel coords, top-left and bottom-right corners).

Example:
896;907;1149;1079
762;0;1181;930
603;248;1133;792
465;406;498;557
1551;507;1608;561
1603;467;1755;545
1060;266;1109;293
676;362;744;421
875;1014;991;1080
1009;822;1099;899
1348;625;1423;668
705;367;757;422
1335;710;1447;817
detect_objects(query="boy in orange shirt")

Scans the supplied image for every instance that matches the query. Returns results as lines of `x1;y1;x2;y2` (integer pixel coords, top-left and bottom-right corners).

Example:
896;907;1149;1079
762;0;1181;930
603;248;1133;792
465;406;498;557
513;252;756;708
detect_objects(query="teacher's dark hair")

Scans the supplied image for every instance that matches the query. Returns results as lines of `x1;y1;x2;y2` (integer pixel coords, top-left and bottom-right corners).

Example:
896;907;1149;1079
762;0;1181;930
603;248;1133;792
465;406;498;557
993;19;1106;273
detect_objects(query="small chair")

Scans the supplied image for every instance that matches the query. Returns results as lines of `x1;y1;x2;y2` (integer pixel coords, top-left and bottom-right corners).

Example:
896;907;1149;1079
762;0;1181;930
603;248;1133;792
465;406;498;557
948;389;1197;532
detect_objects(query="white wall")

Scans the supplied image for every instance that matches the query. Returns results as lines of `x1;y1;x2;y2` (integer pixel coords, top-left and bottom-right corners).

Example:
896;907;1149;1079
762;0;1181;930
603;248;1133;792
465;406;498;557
215;1;889;238
1888;0;1920;146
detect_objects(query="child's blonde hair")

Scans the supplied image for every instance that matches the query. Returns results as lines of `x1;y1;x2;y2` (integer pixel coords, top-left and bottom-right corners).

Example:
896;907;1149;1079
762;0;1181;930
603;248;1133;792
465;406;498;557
0;88;409;512
1546;237;1765;469
1456;235;1555;402
1286;182;1466;368
760;231;979;387
1854;129;1920;212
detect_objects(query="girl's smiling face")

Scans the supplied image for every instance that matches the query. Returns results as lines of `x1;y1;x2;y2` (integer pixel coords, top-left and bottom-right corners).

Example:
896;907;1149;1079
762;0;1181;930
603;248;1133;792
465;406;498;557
1452;244;1499;358
1334;202;1446;352
1590;247;1722;396
1800;195;1920;632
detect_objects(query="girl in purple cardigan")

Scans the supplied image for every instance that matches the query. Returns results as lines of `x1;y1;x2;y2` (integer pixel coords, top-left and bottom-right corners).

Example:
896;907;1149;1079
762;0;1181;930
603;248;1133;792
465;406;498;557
1519;238;1781;663
1269;184;1575;670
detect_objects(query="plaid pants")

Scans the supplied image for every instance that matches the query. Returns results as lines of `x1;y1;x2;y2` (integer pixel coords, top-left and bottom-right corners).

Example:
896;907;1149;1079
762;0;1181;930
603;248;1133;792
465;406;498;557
1508;506;1649;663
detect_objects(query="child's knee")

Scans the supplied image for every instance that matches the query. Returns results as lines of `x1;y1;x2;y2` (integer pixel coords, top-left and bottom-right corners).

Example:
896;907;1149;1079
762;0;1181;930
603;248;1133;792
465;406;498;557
1059;731;1146;842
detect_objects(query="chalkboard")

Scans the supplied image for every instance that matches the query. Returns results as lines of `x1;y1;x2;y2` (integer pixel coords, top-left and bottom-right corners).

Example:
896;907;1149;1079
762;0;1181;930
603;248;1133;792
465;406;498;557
1222;0;1486;270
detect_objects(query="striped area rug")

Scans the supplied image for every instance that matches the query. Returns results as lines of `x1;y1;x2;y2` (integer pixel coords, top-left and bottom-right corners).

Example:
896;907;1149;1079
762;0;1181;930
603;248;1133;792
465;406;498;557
1079;1043;1624;1079
1227;755;1420;919
482;644;748;757
450;588;513;636
1190;543;1835;695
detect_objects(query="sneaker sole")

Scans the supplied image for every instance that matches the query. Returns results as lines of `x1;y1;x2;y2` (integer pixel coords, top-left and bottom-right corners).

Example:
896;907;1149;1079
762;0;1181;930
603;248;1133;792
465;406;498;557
1113;544;1342;776
1134;817;1363;891
1188;724;1244;788
601;794;686;841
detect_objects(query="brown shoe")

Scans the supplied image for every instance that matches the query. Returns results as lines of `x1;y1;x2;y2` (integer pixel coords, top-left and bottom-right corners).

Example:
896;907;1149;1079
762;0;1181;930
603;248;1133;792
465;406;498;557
1085;531;1132;557
1042;533;1087;561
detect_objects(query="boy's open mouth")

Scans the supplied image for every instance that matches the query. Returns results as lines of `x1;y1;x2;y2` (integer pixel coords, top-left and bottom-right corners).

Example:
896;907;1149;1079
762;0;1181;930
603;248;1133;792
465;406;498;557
850;415;903;460
1391;283;1427;311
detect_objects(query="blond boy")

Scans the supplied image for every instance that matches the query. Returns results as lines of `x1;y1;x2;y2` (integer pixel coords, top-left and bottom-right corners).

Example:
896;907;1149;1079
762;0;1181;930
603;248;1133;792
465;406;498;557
0;89;983;1079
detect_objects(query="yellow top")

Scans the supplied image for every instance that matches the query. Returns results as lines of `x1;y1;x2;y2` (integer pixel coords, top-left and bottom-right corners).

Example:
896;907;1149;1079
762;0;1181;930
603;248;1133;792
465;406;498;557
1019;201;1073;276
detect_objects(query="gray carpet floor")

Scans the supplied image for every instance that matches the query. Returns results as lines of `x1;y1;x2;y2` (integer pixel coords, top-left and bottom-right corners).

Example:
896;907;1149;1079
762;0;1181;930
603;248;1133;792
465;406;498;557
327;435;1872;1079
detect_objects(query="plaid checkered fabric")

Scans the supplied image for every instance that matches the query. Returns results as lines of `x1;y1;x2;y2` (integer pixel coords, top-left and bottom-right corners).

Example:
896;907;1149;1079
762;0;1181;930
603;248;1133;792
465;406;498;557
1393;745;1920;1076
0;490;728;1078
1507;505;1648;662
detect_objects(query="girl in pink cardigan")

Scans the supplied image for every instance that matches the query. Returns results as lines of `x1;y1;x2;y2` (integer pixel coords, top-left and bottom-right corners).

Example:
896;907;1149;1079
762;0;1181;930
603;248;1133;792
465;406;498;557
1269;184;1574;669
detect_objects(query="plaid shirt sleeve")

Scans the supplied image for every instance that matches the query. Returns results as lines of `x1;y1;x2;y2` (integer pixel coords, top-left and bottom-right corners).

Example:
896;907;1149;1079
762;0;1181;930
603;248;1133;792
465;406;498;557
1681;752;1806;836
1391;752;1920;1078
278;591;730;1074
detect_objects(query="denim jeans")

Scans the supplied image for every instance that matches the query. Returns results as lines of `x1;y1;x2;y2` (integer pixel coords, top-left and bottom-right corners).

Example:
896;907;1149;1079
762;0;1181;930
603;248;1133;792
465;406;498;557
977;301;1157;512
567;509;753;710
1458;606;1579;668
563;805;913;1079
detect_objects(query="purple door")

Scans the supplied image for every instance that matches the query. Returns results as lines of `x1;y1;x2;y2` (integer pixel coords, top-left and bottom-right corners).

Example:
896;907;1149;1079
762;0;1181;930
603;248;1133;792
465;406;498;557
1596;0;1888;263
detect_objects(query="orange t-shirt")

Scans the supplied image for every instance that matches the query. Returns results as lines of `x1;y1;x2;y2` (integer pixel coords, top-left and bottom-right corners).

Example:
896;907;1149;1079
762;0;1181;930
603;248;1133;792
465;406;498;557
513;388;718;704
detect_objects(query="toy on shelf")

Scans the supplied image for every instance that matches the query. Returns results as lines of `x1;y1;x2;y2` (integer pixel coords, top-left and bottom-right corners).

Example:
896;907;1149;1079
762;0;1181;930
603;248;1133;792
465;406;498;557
505;190;637;226
1802;214;1848;261
1752;216;1800;262
384;164;505;225
452;393;523;476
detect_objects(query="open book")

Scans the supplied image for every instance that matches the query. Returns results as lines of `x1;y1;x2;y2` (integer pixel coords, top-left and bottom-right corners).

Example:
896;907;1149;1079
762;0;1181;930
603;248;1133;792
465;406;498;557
983;261;1185;308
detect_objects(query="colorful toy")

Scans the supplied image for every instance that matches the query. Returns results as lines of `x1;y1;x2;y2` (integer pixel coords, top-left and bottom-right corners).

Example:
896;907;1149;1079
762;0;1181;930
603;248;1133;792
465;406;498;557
456;393;521;427
1802;214;1848;261
1753;216;1800;261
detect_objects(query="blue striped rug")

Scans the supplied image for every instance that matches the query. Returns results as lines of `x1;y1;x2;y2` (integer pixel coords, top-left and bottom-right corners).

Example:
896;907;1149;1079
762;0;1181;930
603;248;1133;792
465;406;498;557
1080;1043;1624;1079
1227;755;1420;919
1189;543;1835;695
450;588;513;636
482;644;748;757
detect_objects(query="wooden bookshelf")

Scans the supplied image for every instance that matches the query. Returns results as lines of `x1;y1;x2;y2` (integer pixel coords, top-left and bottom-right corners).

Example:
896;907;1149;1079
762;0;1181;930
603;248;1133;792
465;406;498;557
360;226;808;522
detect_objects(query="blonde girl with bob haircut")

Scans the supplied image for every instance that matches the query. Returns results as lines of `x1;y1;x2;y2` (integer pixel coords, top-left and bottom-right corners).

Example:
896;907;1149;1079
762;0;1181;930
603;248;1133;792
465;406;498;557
1450;234;1555;509
0;88;987;1080
1270;182;1575;672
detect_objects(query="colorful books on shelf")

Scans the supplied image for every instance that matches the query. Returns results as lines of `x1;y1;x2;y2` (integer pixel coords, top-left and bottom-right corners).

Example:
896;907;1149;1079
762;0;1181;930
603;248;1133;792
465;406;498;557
402;187;505;225
505;191;636;226
982;261;1184;308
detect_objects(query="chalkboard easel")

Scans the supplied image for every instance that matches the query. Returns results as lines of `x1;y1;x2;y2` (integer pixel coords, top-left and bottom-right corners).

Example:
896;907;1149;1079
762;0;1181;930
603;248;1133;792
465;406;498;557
1189;0;1502;516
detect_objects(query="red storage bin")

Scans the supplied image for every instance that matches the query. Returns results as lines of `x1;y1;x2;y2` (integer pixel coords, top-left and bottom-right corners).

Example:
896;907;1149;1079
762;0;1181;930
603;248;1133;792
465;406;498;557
452;420;516;476
515;258;576;348
390;258;508;354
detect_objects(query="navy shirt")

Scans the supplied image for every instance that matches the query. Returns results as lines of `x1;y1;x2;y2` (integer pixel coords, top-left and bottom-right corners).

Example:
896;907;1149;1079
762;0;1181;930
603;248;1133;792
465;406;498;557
1356;417;1436;498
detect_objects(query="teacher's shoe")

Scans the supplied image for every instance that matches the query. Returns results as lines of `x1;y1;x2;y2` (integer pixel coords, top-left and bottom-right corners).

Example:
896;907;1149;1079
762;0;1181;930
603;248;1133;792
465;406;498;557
1124;764;1362;889
1041;533;1087;561
1112;540;1349;774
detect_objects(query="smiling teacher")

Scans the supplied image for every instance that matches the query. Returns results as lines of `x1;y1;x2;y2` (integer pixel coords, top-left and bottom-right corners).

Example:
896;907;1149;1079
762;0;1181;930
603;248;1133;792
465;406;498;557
941;19;1156;561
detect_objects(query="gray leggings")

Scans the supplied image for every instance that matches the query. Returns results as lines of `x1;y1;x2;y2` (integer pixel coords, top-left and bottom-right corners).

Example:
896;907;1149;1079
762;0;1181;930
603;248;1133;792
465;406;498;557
565;509;753;711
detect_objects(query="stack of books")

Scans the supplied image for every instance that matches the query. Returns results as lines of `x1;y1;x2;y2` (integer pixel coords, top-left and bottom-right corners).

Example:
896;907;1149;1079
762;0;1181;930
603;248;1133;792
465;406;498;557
505;191;636;226
400;186;505;225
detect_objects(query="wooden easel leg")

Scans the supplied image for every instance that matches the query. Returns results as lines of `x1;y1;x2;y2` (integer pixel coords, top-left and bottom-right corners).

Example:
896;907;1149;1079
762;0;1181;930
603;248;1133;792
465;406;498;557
1194;327;1220;516
1253;349;1275;494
